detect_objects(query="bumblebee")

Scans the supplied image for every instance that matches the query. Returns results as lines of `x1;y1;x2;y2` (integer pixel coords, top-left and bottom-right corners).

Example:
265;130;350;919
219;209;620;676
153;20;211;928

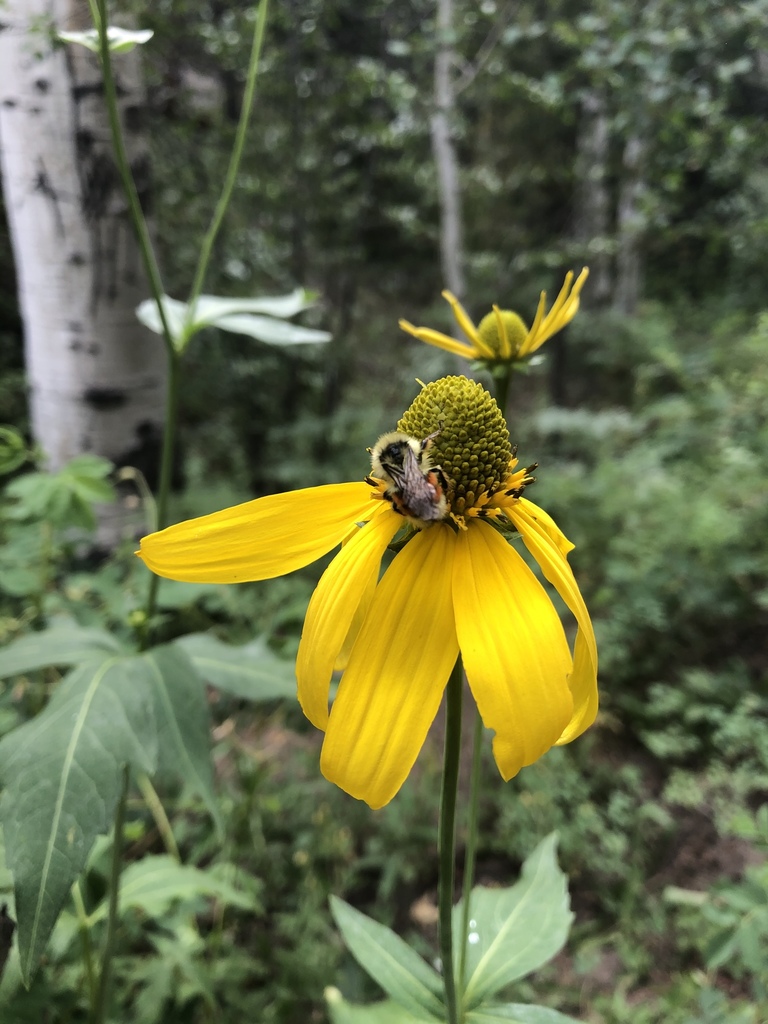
367;429;449;522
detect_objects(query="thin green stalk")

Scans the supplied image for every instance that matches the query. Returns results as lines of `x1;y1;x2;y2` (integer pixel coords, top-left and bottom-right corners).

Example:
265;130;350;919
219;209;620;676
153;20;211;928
142;351;180;640
493;365;512;419
438;656;464;1024
137;771;181;862
187;0;270;307
95;0;174;354
458;707;483;988
71;882;98;1016
93;765;131;1024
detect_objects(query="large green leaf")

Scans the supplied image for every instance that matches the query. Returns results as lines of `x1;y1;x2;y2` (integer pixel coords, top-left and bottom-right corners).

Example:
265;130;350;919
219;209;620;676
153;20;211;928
325;989;437;1024
174;633;297;701
88;854;259;924
457;834;573;1009
330;897;445;1021
143;644;221;830
466;1004;582;1023
0;655;159;982
0;624;124;679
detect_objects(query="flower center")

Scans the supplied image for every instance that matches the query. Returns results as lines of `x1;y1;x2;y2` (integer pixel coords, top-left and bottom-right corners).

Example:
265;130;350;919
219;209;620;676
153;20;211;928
477;309;528;359
397;376;512;516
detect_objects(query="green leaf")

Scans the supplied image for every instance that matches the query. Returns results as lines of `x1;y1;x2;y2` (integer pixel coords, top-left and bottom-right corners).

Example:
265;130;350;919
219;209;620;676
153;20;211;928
88;854;259;924
174;633;297;701
0;426;28;476
0;655;159;982
330;896;445;1021
143;645;221;832
58;26;154;53
0;623;124;679
466;1003;583;1023
325;990;436;1024
458;834;573;1009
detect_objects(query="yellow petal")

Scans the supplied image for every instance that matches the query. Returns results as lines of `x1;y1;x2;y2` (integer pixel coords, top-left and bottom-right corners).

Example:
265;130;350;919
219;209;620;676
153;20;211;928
556;629;598;744
398;320;478;360
441;290;492;356
138;482;379;583
334;565;378;672
492;305;513;359
516;497;575;557
518;267;589;357
453;524;573;780
296;511;401;730
508;501;598;740
320;525;459;808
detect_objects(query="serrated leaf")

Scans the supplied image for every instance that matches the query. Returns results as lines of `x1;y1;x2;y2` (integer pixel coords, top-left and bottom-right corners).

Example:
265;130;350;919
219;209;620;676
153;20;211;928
466;1003;583;1023
174;633;297;701
60;455;113;479
325;990;436;1024
0;624;124;679
458;834;573;1009
58;26;153;53
88;854;258;924
0;426;28;476
330;896;444;1021
0;655;160;982
143;645;221;832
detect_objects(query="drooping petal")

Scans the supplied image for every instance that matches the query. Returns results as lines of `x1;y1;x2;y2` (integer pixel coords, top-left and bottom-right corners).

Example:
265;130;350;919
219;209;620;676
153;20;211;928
509;501;598;741
334;563;378;672
453;523;573;780
320;525;459;809
556;630;597;744
441;290;494;356
138;482;379;583
516;497;575;557
398;321;477;360
296;511;401;730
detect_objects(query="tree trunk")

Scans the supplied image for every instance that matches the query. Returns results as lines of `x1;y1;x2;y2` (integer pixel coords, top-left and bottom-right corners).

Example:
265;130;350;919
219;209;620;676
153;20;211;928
431;0;465;301
614;134;647;315
573;87;612;306
0;0;166;491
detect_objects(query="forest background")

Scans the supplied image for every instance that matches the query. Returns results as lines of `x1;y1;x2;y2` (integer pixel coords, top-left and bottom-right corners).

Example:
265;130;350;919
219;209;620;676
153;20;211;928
1;0;768;1021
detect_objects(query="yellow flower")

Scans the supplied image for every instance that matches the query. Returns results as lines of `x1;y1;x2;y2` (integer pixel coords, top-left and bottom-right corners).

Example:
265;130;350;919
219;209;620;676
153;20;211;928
138;376;598;809
399;268;589;363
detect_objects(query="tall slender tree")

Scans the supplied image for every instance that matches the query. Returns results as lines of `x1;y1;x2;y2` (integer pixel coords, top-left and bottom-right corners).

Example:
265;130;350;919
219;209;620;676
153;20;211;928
0;0;165;486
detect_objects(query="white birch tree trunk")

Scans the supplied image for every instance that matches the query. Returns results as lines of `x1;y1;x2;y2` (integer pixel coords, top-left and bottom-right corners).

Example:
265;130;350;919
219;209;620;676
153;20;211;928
614;134;647;315
574;87;612;307
431;0;465;301
0;0;166;488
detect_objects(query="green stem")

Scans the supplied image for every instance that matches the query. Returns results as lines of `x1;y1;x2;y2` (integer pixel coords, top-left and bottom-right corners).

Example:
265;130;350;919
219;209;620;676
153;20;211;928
137;771;181;862
71;882;98;1017
95;0;174;355
141;351;180;642
458;708;483;988
93;765;131;1024
187;0;269;307
438;656;464;1024
493;366;512;419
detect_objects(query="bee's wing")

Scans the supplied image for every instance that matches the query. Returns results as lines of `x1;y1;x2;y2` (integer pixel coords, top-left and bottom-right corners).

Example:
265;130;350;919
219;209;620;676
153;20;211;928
398;447;429;490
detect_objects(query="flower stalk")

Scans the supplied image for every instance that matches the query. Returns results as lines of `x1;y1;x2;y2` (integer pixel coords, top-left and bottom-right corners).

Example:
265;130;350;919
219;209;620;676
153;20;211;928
438;656;464;1024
